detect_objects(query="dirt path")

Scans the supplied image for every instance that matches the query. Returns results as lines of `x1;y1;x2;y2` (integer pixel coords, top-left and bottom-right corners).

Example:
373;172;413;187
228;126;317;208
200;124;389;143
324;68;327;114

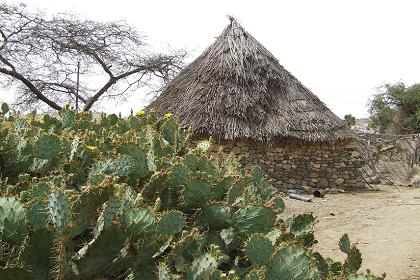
283;185;420;280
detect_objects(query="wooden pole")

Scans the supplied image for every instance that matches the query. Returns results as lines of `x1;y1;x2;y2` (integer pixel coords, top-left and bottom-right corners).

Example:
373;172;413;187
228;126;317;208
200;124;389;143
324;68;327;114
76;60;80;111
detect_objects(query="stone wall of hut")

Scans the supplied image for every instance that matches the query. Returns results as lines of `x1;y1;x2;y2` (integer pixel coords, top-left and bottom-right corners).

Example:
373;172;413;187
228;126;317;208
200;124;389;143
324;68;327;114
207;139;365;190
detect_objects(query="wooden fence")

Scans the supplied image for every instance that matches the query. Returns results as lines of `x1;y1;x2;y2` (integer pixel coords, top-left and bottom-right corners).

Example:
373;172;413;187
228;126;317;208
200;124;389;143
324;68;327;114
357;132;420;187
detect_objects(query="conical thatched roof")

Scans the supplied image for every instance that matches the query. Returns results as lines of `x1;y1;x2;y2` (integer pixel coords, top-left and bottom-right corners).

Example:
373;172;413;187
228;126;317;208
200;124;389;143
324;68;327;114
148;17;354;142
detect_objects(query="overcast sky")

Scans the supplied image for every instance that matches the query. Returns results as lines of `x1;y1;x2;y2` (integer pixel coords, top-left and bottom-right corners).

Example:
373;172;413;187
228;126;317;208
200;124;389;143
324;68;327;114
2;0;420;118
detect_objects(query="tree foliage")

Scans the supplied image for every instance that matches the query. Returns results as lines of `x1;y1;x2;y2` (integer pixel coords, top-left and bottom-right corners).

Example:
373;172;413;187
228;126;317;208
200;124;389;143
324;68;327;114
368;82;420;134
344;114;356;128
0;3;185;111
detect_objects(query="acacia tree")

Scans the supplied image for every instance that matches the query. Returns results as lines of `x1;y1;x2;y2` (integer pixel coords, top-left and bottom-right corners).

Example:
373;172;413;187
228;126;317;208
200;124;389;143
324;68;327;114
0;3;185;111
368;83;420;134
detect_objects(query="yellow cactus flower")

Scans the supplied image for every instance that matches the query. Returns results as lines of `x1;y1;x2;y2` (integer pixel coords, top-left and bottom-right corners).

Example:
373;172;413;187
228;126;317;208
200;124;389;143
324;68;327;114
39;114;47;124
164;113;173;119
86;145;97;151
136;111;145;116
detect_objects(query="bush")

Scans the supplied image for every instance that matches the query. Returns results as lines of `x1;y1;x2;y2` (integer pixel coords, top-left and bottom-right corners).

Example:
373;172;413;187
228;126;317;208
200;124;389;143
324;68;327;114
0;107;384;279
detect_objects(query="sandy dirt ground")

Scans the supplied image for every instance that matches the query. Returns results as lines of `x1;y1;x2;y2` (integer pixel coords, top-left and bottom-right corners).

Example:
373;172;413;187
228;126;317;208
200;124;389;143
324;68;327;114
283;185;420;280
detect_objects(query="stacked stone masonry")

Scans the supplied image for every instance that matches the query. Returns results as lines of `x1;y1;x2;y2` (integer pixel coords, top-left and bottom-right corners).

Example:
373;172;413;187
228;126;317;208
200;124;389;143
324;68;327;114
206;139;365;190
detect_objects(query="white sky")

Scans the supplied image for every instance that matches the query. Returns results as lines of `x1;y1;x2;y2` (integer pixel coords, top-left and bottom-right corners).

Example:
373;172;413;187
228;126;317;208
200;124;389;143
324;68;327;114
2;0;420;118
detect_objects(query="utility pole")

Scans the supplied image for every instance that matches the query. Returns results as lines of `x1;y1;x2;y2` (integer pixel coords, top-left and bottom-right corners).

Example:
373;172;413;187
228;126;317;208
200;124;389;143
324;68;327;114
76;60;80;111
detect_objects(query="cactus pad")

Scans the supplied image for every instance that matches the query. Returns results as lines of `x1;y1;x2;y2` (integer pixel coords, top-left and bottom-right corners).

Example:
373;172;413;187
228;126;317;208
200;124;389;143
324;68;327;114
245;234;273;265
73;228;126;276
88;159;114;177
27;200;49;230
290;213;316;236
69;184;114;237
251;166;264;182
211;177;235;201
186;253;218;280
61;110;76;128
345;245;363;273
162;119;178;146
0;197;28;245
112;155;134;177
171;164;190;188
232;205;276;236
269;197;285;213
185;153;218;178
227;178;249;205
156;211;186;235
312;252;329;278
196;204;231;231
29;182;50;200
265;244;319;280
95;196;122;235
102;196;122;227
1;102;9;114
33;134;61;159
184;179;211;207
121;207;155;234
47;190;70;232
339;233;351;254
117;143;149;178
21;229;54;279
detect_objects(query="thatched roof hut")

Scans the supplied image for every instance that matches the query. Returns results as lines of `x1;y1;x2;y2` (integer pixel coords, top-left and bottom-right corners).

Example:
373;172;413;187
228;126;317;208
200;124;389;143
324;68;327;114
148;17;365;190
148;17;353;143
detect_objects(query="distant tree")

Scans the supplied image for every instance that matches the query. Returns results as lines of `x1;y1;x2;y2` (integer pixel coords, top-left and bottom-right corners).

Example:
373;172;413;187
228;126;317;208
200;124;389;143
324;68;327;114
0;3;185;111
368;94;395;133
368;82;420;134
344;114;356;128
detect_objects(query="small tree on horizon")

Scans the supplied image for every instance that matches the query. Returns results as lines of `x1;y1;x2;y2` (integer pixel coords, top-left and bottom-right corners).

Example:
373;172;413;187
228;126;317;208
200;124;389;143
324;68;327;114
344;113;356;128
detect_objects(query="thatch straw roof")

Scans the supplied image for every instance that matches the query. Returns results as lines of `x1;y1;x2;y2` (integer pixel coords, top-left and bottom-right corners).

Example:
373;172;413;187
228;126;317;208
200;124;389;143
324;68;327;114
147;17;354;142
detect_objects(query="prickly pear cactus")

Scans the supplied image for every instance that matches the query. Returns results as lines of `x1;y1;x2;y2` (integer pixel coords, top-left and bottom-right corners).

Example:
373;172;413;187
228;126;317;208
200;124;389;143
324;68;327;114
95;196;122;235
47;190;70;232
339;233;351;254
186;253;218;280
184;179;212;207
196;203;231;231
245;234;273;265
265;244;319;280
121;207;155;234
33;134;61;159
0;106;383;280
0;197;28;245
1;102;9;114
156;211;186;236
27;199;49;230
231;205;276;236
20;229;54;279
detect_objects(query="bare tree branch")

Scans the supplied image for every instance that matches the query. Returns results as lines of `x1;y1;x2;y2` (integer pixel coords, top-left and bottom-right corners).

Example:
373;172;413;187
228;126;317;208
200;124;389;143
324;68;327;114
0;67;62;110
0;3;186;112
